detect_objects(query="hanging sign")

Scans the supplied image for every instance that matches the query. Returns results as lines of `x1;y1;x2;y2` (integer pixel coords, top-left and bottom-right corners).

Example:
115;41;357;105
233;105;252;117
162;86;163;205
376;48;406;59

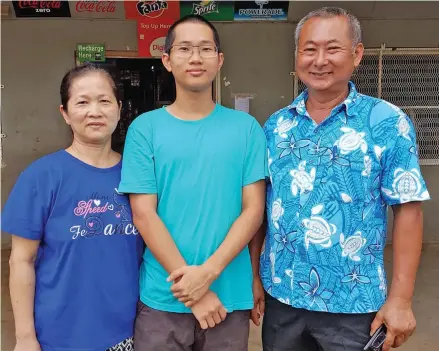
12;1;71;17
76;43;106;63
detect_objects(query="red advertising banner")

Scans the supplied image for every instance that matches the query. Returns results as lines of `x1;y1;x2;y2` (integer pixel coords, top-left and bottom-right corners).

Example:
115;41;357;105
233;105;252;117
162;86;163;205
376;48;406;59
137;19;173;57
125;0;179;22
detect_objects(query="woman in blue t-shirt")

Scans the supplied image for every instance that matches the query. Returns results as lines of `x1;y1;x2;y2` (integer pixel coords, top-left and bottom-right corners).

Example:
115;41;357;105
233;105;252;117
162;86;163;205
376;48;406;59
3;63;143;351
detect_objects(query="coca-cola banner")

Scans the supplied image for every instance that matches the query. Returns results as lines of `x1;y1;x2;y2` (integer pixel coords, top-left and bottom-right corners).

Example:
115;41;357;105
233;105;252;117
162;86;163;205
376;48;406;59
70;1;125;19
124;0;179;22
12;1;71;17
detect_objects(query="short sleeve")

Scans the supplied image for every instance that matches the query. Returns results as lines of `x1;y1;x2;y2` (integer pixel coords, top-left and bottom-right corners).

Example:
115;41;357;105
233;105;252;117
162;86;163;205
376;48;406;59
2;169;50;240
243;119;269;186
380;113;430;205
118;120;157;194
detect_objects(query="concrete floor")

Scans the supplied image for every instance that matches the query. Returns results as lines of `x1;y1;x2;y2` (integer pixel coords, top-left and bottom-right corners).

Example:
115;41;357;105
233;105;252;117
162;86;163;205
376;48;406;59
1;245;438;350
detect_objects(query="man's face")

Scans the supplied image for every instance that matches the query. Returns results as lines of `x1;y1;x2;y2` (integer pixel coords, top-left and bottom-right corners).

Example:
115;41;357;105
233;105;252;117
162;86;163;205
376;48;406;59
296;16;364;93
162;22;224;93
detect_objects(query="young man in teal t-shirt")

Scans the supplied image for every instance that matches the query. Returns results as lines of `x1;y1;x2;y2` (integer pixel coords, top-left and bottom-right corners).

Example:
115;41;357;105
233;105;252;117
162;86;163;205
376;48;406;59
118;15;267;350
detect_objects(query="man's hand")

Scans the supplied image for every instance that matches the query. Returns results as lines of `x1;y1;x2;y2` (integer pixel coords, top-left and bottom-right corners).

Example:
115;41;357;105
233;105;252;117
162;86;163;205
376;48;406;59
250;277;265;326
168;264;217;307
191;290;227;329
370;297;416;351
14;337;41;351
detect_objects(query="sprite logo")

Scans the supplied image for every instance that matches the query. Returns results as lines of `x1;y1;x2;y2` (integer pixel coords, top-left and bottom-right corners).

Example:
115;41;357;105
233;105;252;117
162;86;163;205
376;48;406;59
192;1;219;16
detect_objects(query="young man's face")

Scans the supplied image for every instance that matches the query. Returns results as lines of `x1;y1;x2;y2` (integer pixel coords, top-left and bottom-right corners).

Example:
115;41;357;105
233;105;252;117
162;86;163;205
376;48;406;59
162;22;224;93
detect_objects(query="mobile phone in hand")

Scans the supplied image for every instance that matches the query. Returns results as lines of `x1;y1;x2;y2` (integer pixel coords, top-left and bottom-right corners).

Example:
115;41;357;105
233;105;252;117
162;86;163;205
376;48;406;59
364;324;387;351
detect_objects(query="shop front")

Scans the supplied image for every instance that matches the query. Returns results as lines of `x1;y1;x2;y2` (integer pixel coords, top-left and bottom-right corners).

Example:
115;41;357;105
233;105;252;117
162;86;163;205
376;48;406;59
4;1;439;247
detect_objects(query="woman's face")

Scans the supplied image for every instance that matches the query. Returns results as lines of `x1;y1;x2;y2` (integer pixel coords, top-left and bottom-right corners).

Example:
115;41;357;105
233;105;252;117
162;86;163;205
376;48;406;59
61;72;120;145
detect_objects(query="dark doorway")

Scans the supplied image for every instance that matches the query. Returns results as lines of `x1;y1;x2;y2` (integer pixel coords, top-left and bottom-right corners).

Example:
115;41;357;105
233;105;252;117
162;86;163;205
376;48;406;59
93;58;176;152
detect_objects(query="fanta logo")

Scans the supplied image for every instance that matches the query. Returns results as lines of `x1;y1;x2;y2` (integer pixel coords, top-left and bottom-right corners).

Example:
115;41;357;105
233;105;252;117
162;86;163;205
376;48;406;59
136;0;168;18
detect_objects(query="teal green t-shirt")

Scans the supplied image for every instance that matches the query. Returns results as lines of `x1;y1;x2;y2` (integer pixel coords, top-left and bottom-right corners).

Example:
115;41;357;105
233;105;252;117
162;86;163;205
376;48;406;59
118;104;267;313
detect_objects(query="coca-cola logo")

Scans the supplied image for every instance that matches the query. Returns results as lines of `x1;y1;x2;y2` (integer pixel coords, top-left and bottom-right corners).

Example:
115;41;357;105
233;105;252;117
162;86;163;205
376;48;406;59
13;0;71;16
136;0;168;18
76;1;116;13
18;1;61;9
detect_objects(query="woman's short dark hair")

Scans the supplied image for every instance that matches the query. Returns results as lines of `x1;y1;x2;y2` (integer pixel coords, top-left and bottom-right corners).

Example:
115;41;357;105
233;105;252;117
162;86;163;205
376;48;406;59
60;63;121;111
164;15;221;55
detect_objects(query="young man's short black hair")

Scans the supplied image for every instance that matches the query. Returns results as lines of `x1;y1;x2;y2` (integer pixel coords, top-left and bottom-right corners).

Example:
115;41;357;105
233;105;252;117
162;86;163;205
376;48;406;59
164;15;221;55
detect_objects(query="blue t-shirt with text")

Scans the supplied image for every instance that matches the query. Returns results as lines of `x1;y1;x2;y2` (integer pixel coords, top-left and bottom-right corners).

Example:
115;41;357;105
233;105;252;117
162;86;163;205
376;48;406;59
2;150;143;351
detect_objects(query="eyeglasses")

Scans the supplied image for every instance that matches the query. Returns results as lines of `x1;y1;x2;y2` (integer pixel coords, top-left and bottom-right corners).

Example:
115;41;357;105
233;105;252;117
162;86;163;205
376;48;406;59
170;45;218;58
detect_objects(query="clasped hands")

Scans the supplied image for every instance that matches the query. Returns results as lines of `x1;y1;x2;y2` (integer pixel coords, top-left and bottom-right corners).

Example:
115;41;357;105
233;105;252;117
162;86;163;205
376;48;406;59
167;264;227;330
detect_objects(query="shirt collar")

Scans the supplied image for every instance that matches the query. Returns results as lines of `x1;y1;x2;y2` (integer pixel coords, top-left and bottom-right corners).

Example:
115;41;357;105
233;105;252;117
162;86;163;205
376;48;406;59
288;81;360;124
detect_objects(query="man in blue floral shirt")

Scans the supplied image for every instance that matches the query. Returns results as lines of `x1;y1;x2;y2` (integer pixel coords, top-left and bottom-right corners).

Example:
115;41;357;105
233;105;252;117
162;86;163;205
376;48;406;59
250;6;430;351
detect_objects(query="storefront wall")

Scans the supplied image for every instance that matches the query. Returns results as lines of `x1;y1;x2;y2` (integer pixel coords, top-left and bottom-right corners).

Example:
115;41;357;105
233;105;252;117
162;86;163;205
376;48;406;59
2;1;439;247
0;17;294;248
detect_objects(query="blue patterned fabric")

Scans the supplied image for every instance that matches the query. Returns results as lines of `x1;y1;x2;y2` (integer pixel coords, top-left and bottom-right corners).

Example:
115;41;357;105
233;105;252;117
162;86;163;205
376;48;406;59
261;82;430;314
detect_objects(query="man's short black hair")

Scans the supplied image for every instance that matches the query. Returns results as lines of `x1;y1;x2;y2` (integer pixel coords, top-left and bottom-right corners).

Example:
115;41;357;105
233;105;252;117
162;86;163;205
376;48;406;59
164;15;221;55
